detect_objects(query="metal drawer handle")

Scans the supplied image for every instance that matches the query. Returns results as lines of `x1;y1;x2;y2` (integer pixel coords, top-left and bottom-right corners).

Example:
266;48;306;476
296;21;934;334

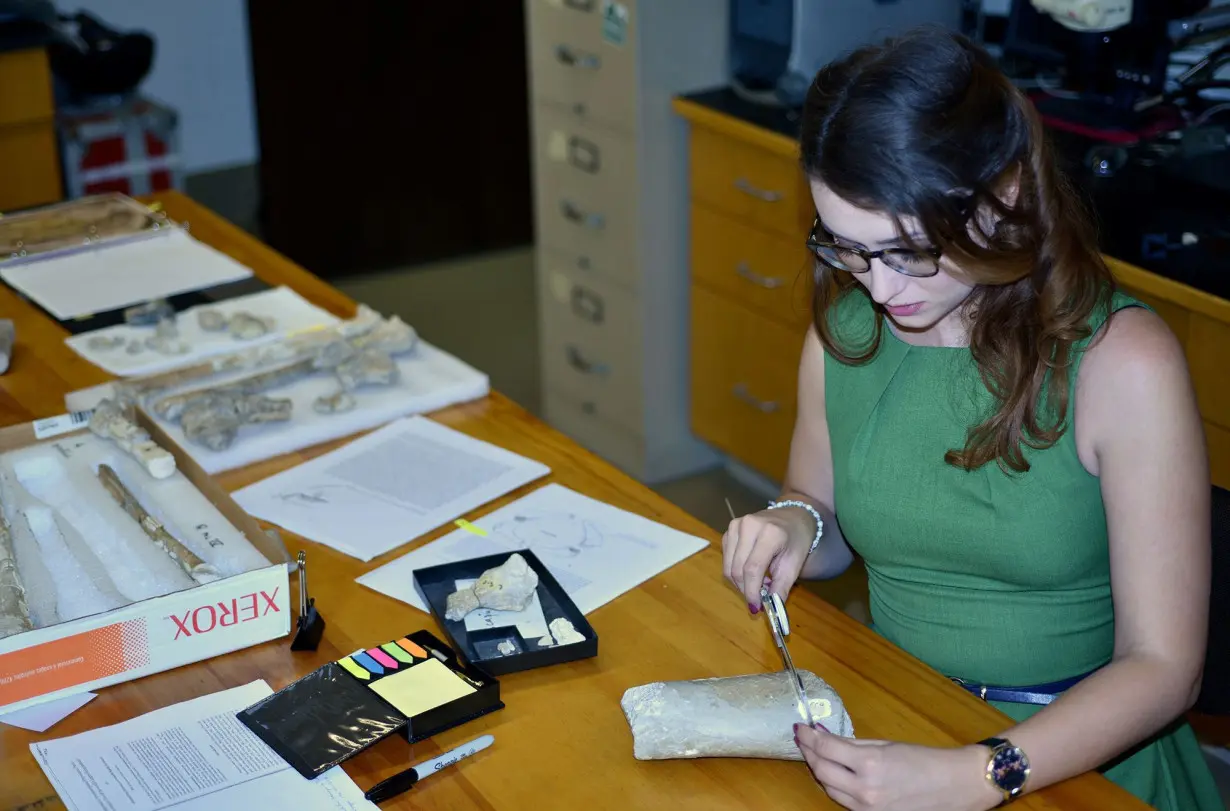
568;136;600;173
566;345;610;376
560;199;605;230
733;177;783;202
732;382;779;413
736;262;784;289
563;0;596;10
555;44;601;70
570;285;604;323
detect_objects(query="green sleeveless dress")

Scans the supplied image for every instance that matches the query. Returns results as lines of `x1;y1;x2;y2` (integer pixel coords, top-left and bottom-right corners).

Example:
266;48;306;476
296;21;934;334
822;288;1224;810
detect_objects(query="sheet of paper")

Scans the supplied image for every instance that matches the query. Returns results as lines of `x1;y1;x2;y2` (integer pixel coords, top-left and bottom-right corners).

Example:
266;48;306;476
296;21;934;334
368;658;476;718
233;415;550;561
64;285;341;377
356;482;710;614
456;577;550;639
0;228;254;320
0;691;95;732
30;680;376;811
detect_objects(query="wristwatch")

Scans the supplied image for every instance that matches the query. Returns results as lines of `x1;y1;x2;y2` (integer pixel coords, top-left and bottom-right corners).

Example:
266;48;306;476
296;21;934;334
978;737;1030;805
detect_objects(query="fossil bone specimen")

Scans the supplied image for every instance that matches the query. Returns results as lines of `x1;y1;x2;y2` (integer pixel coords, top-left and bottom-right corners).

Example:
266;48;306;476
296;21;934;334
445;553;539;620
87;334;125;351
96;464;220;585
336;349;398;390
228;311;274;340
124;299;174;326
197;309;228;332
620;670;854;761
126;339;145;355
179;392;292;451
0;507;33;640
548;617;586;646
88;398;177;479
312;390;355;414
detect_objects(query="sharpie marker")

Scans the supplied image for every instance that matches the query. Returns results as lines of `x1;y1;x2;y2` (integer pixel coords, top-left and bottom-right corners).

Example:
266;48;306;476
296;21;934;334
364;734;494;803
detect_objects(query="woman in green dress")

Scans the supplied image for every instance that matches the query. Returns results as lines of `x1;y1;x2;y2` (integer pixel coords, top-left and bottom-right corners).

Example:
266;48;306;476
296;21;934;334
721;27;1223;811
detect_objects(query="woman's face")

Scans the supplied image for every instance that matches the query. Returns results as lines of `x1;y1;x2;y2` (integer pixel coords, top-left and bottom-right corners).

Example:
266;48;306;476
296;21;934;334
810;181;975;344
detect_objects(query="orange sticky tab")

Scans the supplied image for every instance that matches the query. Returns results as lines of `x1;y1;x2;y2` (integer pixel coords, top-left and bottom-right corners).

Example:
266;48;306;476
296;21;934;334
395;637;428;659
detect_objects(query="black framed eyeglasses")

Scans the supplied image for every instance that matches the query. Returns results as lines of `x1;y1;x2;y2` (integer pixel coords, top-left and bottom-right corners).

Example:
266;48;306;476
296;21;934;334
806;217;942;278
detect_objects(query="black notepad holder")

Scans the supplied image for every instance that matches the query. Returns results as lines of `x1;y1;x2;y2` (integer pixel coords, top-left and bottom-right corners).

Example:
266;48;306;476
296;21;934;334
412;549;599;676
235;630;502;780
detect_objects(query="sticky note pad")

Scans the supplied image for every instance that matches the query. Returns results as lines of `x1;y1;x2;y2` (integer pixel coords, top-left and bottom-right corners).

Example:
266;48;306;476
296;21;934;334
368;658;476;717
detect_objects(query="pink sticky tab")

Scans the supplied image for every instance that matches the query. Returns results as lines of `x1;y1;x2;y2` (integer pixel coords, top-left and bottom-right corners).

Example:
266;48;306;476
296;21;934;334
367;647;398;670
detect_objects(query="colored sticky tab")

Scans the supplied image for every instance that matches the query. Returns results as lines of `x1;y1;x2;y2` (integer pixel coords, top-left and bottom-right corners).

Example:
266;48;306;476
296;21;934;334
454;519;488;537
382;642;415;664
396;637;428;659
352;651;384;675
367;647;398;670
338;656;370;681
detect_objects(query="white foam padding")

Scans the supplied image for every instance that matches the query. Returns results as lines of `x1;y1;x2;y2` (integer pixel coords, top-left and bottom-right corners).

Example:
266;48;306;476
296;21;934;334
2;433;271;626
123;339;488;474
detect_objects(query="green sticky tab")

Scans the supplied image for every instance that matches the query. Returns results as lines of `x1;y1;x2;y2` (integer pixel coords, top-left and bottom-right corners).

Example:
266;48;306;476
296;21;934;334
382;642;415;664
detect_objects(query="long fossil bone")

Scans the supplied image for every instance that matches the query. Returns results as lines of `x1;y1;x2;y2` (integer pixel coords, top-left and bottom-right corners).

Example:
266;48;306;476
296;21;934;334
0;506;33;640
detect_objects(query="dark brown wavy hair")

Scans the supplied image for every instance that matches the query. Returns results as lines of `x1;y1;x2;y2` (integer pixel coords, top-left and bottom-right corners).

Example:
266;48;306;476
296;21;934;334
799;26;1116;474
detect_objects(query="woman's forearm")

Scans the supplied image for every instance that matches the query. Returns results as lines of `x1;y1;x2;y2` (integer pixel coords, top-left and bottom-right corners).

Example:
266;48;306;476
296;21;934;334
976;652;1202;796
776;487;853;580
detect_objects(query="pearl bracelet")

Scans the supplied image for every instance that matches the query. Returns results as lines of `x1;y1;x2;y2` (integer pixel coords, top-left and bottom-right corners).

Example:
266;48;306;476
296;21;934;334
767;499;824;555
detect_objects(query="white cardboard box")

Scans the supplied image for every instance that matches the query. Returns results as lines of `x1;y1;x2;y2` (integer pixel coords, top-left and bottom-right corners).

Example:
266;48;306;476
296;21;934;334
0;412;292;715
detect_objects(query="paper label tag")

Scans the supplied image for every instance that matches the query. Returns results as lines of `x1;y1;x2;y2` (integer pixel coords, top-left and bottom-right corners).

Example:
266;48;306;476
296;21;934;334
601;0;628;46
32;410;92;440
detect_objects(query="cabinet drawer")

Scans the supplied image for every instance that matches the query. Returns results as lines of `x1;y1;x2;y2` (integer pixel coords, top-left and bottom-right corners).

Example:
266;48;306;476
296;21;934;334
0;49;53;127
690;126;809;238
0;122;62;212
543;388;647;478
1188;315;1230;430
526;0;637;132
690;284;804;481
532;142;639;290
690;203;813;329
539;263;644;433
532;105;639;288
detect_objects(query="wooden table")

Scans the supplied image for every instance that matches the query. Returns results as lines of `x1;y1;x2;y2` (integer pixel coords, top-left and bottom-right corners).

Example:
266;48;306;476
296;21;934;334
0;192;1146;810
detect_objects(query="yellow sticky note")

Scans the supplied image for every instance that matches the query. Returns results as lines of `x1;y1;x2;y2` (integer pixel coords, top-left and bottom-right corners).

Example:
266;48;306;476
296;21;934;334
369;658;476;717
454;519;488;537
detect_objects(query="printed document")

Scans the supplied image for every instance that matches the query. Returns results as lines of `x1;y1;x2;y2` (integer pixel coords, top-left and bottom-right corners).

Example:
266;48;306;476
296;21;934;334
357;483;710;613
30;680;376;811
233;416;551;561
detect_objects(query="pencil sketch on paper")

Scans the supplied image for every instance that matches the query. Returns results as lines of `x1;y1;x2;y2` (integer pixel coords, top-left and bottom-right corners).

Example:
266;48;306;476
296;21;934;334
488;511;659;559
274;483;412;514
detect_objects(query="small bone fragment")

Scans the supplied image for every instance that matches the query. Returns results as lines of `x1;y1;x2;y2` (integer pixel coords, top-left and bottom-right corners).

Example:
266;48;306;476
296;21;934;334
96;464;220;585
229;311;274;340
352;315;417;354
88;398;177;479
179;392;292;451
154;318;179;339
145;335;190;355
445;553;539;620
124;299;174;326
537;635;555;647
126;339;144;355
497;640;517;656
87;334;125;351
620;671;855;761
197;309;228;332
313;390;355;414
336;349;398;391
548;617;586;646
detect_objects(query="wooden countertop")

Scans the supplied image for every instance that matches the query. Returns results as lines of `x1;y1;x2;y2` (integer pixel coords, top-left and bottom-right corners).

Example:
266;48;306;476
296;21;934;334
0;191;1147;810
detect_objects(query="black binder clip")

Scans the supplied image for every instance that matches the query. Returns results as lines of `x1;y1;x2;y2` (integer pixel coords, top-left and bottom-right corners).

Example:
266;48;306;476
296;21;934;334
291;550;325;651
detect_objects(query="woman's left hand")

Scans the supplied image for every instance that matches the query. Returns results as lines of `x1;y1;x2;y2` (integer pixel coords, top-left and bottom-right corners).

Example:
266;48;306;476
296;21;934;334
794;723;1005;811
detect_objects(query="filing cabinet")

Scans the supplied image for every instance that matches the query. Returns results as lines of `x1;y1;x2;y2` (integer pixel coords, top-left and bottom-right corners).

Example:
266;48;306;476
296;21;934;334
0;48;63;212
525;0;729;483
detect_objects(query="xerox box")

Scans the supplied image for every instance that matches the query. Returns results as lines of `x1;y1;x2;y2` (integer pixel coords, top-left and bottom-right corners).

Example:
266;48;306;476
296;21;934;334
0;409;292;714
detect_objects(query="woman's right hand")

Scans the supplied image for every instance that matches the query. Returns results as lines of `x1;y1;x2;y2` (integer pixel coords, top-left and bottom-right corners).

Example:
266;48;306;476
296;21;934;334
721;505;817;613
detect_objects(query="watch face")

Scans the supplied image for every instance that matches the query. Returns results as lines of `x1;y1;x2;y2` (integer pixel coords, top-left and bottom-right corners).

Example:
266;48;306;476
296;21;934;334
991;746;1030;793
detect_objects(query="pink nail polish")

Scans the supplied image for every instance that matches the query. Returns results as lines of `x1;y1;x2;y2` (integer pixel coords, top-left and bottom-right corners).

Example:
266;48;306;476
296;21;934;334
749;603;759;614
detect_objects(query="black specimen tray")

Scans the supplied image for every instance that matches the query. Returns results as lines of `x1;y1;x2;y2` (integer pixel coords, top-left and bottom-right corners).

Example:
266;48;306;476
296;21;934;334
412;549;598;676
